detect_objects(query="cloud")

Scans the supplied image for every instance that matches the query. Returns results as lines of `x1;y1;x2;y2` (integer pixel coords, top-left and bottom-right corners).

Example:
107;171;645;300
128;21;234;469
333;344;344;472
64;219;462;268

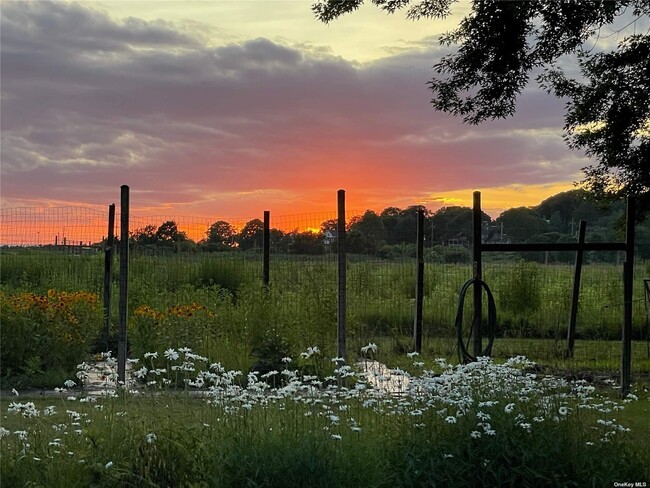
1;1;586;218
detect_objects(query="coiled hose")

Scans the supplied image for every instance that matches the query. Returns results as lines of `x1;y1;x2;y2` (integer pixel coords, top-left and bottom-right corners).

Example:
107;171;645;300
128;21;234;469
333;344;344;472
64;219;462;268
456;278;497;364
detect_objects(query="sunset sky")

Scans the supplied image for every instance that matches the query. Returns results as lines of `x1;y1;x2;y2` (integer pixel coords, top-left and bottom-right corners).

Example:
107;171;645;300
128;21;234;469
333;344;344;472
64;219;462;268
1;0;603;225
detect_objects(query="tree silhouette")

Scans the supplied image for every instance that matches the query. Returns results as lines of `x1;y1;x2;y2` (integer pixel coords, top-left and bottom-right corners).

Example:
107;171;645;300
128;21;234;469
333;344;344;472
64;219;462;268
319;219;338;235
155;220;188;244
496;207;550;243
430;207;473;245
206;220;237;247
238;219;264;250
130;224;157;246
348;210;387;254
314;0;649;206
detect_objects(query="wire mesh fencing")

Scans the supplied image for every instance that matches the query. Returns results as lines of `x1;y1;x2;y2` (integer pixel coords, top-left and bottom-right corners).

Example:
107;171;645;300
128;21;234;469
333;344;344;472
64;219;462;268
0;207;106;292
1;204;649;376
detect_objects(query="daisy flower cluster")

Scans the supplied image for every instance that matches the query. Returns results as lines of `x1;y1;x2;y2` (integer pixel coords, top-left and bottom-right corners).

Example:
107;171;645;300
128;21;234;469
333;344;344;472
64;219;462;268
2;345;642;478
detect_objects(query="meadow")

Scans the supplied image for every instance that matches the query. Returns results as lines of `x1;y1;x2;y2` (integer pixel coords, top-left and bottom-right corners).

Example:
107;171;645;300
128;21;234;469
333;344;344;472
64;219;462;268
1;250;650;388
1;250;650;486
1;350;648;487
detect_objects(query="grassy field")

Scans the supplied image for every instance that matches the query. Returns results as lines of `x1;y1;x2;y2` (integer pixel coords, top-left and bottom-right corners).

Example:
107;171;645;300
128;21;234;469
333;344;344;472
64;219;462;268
2;250;649;389
2;251;649;486
1;353;648;487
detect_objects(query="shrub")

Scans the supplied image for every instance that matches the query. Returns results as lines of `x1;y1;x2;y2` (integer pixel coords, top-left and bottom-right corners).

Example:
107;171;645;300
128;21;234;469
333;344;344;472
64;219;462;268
129;302;216;359
499;261;542;324
0;290;102;387
249;328;294;381
195;258;251;295
429;245;471;264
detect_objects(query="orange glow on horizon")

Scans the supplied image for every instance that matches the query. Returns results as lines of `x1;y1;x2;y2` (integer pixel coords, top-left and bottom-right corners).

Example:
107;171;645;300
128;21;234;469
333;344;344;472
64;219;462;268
1;181;576;245
422;182;576;218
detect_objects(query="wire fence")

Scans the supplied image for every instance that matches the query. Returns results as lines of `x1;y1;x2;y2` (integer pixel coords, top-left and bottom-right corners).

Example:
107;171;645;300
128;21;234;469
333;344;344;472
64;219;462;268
1;204;649;376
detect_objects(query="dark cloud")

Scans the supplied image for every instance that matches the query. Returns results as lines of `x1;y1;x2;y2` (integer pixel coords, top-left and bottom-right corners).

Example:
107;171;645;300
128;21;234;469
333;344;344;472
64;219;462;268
1;0;199;52
0;0;586;216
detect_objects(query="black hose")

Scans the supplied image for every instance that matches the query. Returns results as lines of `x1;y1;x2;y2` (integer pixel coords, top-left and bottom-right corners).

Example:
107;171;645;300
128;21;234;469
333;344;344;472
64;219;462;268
455;278;497;364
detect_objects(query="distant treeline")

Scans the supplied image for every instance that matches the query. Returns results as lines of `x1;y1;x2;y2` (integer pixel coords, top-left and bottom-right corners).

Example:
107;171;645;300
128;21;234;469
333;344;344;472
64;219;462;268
120;190;650;262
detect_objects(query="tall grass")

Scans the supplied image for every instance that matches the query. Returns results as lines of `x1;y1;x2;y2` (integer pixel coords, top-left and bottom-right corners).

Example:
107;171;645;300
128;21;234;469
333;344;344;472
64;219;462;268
0;251;104;292
1;352;647;487
2;250;649;388
2;251;646;339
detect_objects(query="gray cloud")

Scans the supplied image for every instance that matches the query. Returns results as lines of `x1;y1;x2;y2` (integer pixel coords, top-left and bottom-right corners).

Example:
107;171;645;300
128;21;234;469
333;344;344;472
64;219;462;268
0;0;586;216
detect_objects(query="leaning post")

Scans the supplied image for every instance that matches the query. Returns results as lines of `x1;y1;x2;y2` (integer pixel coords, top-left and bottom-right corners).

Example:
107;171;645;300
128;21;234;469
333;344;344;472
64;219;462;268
117;185;129;384
566;220;586;358
413;208;424;353
621;197;635;397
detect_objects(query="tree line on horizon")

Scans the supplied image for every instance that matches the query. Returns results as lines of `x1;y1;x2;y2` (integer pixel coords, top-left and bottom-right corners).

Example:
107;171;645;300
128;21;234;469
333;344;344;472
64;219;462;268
127;190;650;262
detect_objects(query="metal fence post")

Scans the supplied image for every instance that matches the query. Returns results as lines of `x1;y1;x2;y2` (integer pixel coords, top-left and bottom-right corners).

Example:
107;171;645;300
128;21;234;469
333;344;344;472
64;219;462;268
566;220;586;358
118;185;129;384
337;189;347;361
413;208;424;353
263;210;270;290
102;204;115;350
622;197;635;397
472;191;483;358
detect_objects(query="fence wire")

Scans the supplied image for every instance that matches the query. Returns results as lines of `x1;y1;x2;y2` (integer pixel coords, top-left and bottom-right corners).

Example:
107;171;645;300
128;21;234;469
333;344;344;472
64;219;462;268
1;205;649;376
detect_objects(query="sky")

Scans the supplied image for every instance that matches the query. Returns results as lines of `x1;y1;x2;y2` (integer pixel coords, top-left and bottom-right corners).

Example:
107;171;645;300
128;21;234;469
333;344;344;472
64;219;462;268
1;0;597;228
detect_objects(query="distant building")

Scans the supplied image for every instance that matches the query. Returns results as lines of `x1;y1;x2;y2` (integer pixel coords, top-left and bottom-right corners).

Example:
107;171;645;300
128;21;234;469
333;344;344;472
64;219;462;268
484;223;511;244
447;234;468;247
323;230;337;245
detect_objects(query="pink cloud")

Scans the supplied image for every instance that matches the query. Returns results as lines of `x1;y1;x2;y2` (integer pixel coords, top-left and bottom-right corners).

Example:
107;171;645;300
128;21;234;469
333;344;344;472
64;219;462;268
1;1;586;220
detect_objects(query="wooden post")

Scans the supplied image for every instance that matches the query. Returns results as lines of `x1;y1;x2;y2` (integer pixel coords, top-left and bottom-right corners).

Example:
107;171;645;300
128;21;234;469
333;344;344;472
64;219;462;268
337;189;347;361
263;210;270;290
102;204;115;349
118;186;129;385
413;208;424;353
472;191;483;358
621;197;635;397
566;220;586;358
